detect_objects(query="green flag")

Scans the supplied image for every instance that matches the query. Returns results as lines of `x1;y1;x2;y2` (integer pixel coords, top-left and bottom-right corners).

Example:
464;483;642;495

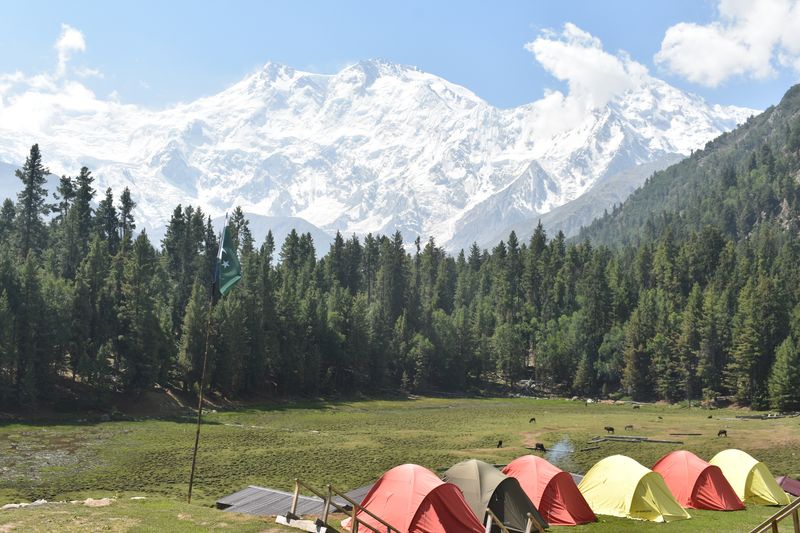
217;224;242;295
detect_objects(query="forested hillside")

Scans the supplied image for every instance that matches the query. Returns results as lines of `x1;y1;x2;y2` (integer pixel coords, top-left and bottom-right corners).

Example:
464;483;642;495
1;86;800;412
581;85;800;246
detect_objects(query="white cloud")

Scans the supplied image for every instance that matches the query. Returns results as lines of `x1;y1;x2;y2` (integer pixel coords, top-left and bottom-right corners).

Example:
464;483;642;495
0;25;122;140
523;23;649;138
74;66;104;79
656;0;800;87
55;23;87;77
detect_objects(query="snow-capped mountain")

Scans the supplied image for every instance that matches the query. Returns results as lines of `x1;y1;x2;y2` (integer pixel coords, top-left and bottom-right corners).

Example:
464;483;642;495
0;59;755;250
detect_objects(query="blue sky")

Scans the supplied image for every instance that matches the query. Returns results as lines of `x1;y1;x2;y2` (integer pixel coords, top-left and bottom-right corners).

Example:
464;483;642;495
1;0;799;110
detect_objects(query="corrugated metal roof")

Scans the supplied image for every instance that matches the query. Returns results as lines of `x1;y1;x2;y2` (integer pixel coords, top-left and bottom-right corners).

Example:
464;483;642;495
217;486;265;508
218;485;324;516
216;483;375;517
336;483;372;506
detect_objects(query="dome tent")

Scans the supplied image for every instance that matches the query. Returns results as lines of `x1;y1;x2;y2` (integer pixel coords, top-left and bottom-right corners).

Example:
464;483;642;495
776;475;800;497
342;464;484;533
652;450;744;511
442;459;548;532
578;455;691;522
502;455;596;526
709;449;791;506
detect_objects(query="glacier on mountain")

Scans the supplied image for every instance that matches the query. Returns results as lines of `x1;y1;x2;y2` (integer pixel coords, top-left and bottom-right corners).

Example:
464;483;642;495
0;59;755;251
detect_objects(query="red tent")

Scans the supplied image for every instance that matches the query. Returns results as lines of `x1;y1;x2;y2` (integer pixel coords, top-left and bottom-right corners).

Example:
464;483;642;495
653;451;744;511
776;476;800;497
502;455;596;526
342;464;484;533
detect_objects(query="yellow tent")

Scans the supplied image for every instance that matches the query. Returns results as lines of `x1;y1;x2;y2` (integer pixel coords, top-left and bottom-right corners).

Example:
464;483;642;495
578;455;691;522
709;449;790;506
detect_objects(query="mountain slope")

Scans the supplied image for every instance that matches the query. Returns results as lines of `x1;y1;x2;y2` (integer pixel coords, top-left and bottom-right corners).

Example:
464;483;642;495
0;60;754;250
534;153;685;239
580;85;800;246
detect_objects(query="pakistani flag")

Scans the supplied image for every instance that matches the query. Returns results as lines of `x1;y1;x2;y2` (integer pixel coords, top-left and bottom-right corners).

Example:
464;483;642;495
216;224;242;296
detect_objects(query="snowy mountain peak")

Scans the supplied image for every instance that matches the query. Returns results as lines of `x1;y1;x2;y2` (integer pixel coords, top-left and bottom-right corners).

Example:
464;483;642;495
259;61;296;81
0;60;756;251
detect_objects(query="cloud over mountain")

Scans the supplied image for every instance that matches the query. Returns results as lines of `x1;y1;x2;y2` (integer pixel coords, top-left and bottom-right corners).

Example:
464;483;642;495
656;0;800;87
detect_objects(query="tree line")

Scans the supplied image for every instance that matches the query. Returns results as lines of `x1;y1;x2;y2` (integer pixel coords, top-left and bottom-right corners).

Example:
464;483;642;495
1;142;799;411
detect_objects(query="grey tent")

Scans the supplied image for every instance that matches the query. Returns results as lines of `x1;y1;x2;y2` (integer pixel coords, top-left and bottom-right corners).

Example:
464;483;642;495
443;459;548;532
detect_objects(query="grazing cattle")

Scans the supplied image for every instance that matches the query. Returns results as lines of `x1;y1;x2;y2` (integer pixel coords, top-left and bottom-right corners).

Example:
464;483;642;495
529;417;536;423
604;426;615;434
534;442;547;452
708;415;713;419
624;424;634;431
657;416;663;420
718;429;727;438
632;404;640;409
497;440;503;448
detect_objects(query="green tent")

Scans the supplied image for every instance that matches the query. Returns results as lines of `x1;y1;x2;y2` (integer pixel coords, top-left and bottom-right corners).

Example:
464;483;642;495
443;459;548;532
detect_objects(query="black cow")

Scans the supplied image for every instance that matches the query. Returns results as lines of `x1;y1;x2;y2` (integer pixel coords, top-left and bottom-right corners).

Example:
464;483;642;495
529;417;536;423
604;426;615;434
718;429;728;438
534;442;546;452
497;440;503;448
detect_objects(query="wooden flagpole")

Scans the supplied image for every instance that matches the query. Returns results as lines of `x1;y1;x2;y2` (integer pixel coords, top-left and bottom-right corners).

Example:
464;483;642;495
187;293;215;504
187;215;226;503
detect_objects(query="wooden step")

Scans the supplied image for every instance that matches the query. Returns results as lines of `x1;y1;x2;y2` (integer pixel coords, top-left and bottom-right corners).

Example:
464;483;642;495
276;514;337;533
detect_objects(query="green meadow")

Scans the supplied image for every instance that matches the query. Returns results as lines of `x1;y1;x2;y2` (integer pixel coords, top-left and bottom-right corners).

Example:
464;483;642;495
1;397;797;532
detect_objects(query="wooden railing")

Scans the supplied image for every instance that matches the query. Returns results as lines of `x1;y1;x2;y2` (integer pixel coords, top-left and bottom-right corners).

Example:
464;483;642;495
750;497;800;533
484;508;545;533
285;478;400;533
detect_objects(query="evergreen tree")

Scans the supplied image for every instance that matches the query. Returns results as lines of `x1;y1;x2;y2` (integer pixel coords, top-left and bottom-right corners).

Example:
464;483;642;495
119;187;136;244
676;284;703;400
53;175;75;225
623;291;657;400
95;188;120;254
768;336;800;411
73;166;95;247
14;144;50;257
0;199;15;243
0;290;15;402
493;322;526;387
409;332;434;390
71;236;113;384
14;254;48;403
117;232;166;393
179;281;210;392
376;231;408;326
696;286;726;396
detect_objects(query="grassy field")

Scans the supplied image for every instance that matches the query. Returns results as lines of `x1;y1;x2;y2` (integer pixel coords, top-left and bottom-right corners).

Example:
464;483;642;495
1;396;798;532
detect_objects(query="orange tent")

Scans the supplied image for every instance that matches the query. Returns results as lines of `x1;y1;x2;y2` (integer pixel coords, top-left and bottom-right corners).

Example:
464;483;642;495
502;455;597;526
653;451;744;511
342;464;484;533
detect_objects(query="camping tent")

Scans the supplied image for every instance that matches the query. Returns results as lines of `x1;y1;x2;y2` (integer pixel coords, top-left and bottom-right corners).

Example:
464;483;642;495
442;459;548;532
578;455;691;522
342;464;484;533
776;476;800;497
502;455;596;526
709;450;791;506
652;451;744;511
